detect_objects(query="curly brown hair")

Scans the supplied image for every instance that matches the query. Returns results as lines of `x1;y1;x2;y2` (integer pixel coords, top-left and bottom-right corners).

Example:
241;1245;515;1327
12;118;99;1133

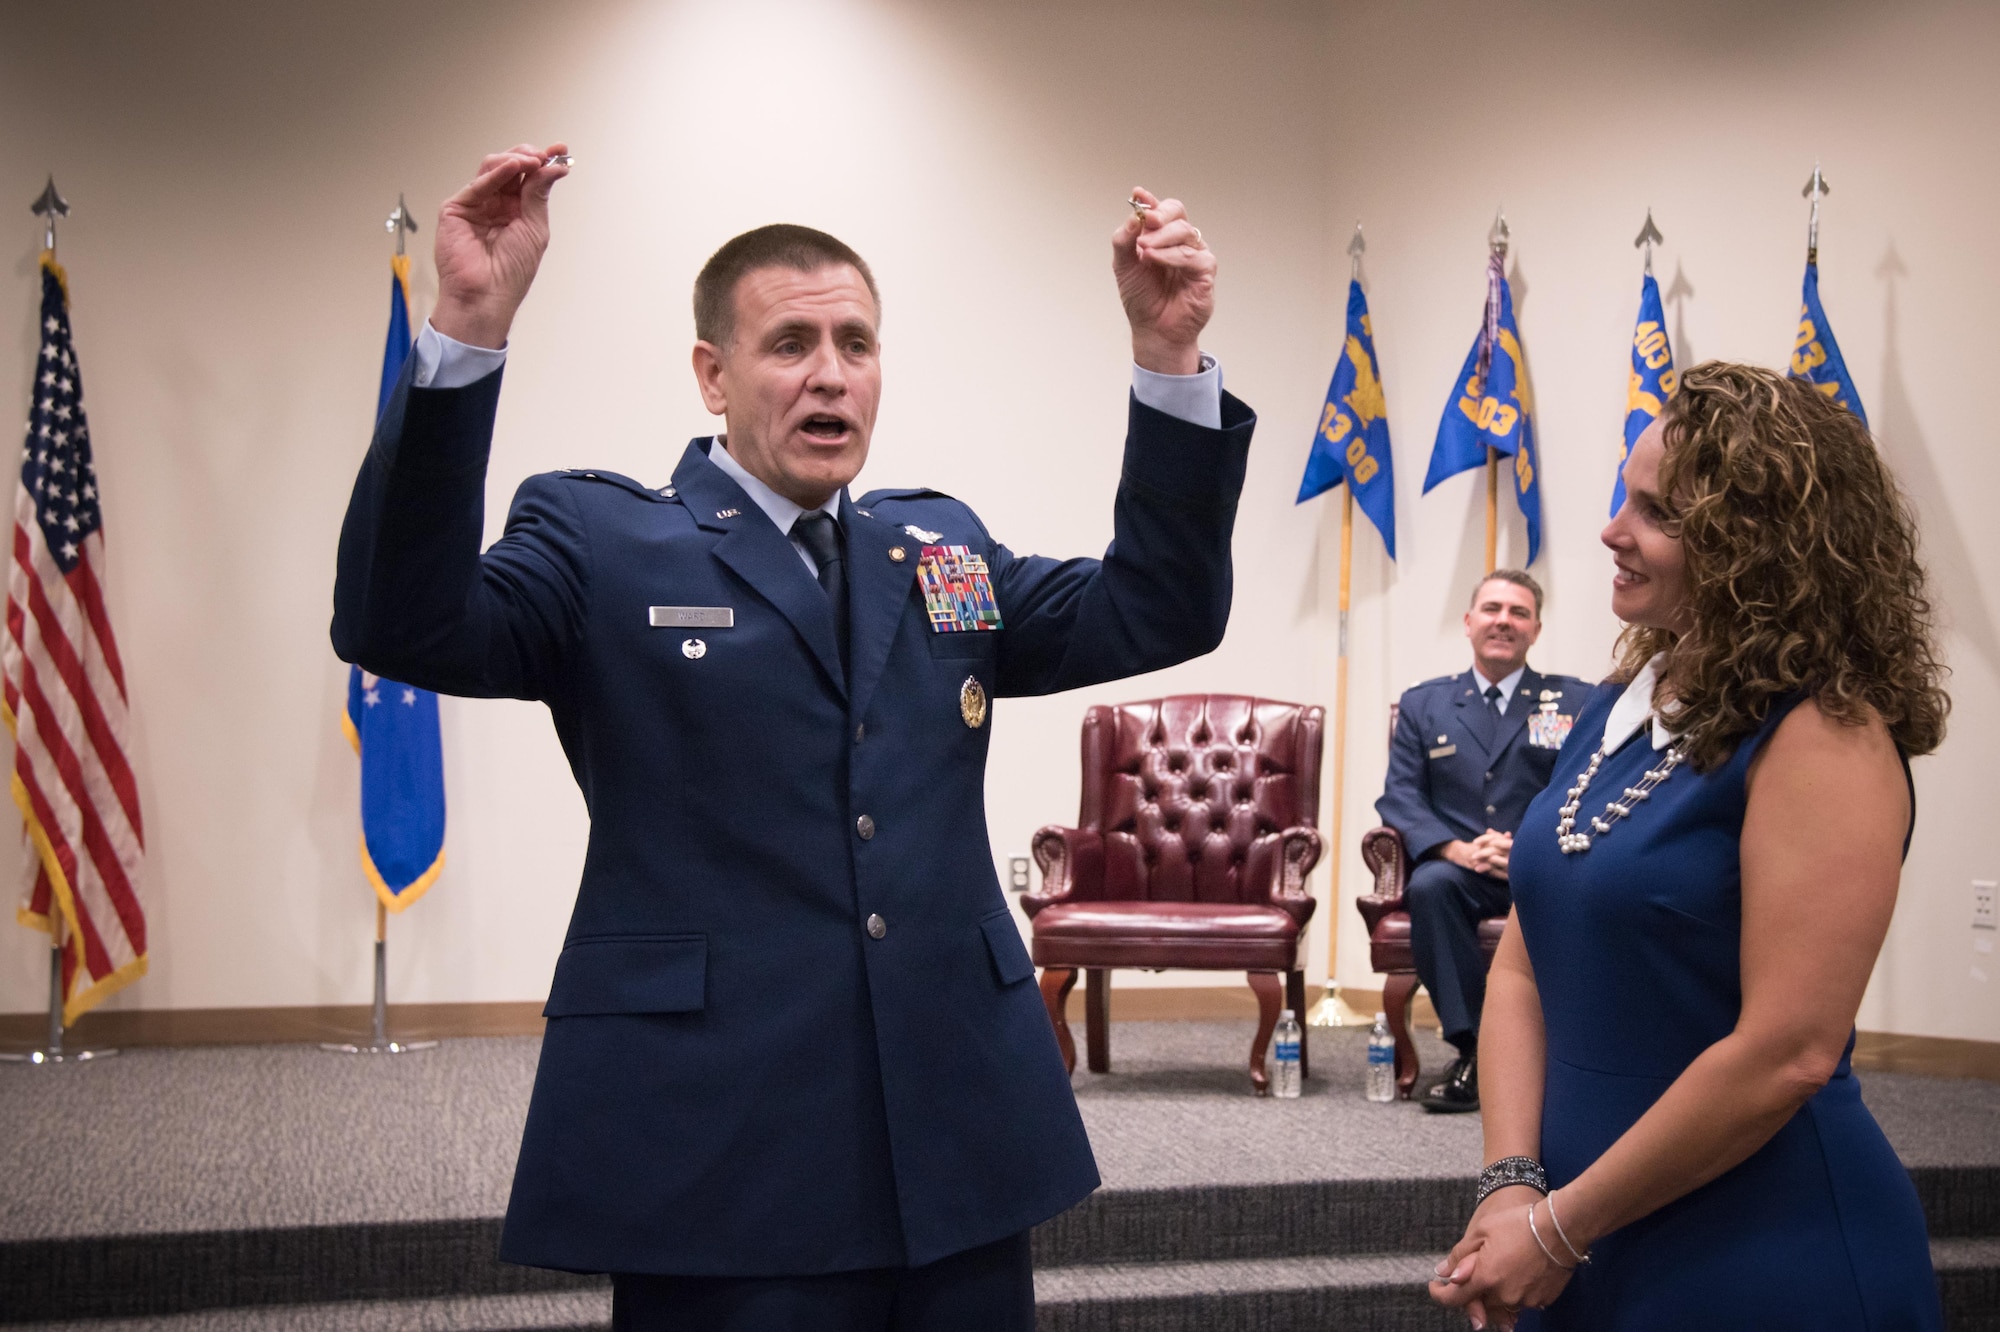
1613;361;1949;770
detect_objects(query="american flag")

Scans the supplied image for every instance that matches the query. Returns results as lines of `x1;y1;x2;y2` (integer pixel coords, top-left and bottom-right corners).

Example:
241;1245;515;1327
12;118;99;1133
3;254;145;1023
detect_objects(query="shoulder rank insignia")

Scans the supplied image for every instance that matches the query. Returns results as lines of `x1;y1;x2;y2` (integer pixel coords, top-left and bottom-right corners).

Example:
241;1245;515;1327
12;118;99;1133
904;523;943;543
916;545;1002;633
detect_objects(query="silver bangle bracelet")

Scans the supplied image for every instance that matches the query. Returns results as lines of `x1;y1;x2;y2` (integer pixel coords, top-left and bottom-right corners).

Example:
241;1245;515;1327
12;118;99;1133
1476;1155;1548;1206
1526;1200;1577;1271
1545;1188;1591;1266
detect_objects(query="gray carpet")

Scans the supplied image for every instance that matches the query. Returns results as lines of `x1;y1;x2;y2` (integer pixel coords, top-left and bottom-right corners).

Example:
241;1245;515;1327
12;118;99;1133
1;1021;1992;1243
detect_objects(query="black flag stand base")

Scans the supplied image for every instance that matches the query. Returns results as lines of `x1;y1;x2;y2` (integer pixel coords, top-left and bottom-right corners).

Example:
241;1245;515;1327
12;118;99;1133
321;903;438;1056
0;940;119;1065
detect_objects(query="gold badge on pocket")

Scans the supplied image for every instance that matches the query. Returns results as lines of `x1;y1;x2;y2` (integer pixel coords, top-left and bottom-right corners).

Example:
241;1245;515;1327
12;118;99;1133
960;676;988;729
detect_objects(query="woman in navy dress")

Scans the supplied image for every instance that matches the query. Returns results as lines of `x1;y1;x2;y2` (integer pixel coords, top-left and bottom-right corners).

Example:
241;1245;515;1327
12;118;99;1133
1430;363;1949;1330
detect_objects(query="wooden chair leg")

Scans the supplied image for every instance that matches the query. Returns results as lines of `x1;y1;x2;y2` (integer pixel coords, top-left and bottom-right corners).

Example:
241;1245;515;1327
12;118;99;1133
1247;971;1282;1096
1285;969;1310;1079
1384;971;1421;1100
1039;968;1078;1073
1085;969;1111;1073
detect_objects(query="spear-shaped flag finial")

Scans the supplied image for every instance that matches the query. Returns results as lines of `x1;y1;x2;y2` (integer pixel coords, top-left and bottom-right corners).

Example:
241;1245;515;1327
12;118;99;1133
1347;221;1365;279
1488;206;1510;258
30;175;69;254
386;192;418;257
1802;161;1830;264
1633;208;1664;275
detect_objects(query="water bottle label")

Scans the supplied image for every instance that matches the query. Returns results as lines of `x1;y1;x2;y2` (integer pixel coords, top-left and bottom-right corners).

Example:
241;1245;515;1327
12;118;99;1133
1275;1039;1299;1060
1367;1044;1393;1065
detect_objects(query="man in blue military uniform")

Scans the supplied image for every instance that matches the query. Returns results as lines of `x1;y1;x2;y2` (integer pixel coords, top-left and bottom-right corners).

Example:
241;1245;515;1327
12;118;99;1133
1375;570;1588;1113
333;144;1252;1329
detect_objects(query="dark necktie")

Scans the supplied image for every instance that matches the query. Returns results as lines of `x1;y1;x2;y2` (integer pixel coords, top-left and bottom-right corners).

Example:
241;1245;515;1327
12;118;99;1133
1484;683;1503;716
791;510;849;676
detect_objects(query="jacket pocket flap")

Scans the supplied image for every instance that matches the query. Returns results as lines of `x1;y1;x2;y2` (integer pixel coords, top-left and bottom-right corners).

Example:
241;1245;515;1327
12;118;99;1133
543;934;706;1017
979;910;1034;987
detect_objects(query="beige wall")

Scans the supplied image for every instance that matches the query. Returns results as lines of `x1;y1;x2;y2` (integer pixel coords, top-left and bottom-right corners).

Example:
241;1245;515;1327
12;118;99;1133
2;0;1995;1042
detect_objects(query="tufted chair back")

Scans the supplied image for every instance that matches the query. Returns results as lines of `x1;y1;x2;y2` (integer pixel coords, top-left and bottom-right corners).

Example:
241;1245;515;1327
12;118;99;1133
1077;695;1322;905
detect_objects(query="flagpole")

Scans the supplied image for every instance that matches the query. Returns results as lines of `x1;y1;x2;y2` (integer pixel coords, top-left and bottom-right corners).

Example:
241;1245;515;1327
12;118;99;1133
1482;209;1509;575
3;180;117;1066
321;195;436;1057
1483;450;1498;574
1308;224;1372;1031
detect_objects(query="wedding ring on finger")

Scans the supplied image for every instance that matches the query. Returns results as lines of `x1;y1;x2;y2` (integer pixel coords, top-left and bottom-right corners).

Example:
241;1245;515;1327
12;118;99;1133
1193;226;1203;243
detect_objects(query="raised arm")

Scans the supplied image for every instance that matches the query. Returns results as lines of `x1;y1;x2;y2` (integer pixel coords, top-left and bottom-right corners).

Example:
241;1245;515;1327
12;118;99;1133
331;145;584;700
988;188;1256;694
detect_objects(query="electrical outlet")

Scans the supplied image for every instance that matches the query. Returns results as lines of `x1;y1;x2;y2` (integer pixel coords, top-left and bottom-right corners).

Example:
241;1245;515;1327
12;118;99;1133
1974;880;1997;931
1008;855;1031;893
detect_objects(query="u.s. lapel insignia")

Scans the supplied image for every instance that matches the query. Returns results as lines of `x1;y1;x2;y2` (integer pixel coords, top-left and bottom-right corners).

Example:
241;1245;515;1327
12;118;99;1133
905;523;943;543
960;675;988;729
715;508;741;520
916;545;1003;633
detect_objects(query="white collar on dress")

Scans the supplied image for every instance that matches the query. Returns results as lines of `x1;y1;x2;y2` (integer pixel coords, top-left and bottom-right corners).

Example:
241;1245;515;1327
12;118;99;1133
1601;653;1682;754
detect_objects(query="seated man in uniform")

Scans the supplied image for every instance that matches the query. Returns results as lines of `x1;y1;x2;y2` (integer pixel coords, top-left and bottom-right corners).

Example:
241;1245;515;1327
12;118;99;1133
1375;570;1588;1113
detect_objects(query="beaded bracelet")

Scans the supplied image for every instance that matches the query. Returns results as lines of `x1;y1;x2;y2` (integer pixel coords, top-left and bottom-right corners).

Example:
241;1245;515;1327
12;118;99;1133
1475;1155;1548;1206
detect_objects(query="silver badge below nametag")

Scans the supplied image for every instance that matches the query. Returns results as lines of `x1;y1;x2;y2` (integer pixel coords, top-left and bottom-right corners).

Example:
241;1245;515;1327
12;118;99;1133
650;606;735;629
1429;744;1457;759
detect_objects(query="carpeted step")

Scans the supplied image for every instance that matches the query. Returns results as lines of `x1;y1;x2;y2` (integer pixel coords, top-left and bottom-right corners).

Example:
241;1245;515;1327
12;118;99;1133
1;1287;609;1331
1034;1252;1459;1332
7;1167;1999;1324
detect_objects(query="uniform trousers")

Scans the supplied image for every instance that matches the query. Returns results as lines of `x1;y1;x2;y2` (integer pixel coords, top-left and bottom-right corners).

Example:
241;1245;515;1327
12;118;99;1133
609;1230;1034;1332
1405;857;1512;1054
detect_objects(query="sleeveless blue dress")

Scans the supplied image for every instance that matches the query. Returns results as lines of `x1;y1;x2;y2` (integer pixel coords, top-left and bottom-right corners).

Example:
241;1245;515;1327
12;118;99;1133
1511;686;1941;1330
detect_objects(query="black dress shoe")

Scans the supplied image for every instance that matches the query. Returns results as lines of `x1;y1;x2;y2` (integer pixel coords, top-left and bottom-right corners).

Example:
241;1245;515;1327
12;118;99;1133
1420;1052;1480;1113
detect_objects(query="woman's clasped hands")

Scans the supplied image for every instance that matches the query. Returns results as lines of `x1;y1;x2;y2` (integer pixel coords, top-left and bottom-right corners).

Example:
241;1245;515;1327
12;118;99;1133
1429;1184;1578;1330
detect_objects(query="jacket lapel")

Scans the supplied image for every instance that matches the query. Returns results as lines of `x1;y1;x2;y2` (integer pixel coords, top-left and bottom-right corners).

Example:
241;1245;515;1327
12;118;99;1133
1455;669;1499;758
1491;666;1542;759
672;441;846;696
842;496;919;724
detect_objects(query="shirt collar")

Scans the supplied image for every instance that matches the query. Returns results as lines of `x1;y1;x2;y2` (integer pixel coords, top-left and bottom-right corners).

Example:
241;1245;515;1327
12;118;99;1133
706;435;841;536
1602;654;1680;754
1471;663;1528;713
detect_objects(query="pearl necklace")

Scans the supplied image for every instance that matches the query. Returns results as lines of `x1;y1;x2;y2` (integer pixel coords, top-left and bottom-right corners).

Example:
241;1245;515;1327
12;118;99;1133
1556;740;1687;854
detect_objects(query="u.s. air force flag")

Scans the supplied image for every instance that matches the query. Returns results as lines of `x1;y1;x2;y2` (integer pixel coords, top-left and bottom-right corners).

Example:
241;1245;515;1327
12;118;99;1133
1425;252;1542;563
1790;260;1867;426
1296;279;1396;558
1613;273;1678;514
341;254;446;911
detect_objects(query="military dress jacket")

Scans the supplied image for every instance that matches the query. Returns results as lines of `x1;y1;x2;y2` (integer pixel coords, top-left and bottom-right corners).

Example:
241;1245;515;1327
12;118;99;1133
1374;667;1593;863
331;360;1256;1277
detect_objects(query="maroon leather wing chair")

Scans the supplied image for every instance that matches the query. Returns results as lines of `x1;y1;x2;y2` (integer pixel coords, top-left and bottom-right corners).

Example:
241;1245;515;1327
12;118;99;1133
1354;704;1508;1099
1021;695;1323;1095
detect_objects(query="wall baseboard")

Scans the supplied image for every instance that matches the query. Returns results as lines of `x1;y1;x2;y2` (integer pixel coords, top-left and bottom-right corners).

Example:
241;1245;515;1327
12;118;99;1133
0;1001;547;1049
6;992;1994;1082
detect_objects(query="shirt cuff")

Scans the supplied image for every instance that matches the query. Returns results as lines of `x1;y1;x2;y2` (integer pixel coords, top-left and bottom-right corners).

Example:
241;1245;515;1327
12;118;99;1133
412;321;509;390
1131;355;1222;430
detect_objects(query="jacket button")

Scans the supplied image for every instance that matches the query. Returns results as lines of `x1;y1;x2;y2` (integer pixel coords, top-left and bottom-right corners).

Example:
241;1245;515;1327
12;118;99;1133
855;724;866;744
866;913;887;939
1485;770;1493;782
1485;804;1497;815
856;814;876;840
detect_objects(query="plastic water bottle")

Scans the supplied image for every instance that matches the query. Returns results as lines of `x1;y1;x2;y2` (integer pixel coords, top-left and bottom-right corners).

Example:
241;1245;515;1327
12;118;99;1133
1366;1012;1396;1102
1272;1008;1302;1099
